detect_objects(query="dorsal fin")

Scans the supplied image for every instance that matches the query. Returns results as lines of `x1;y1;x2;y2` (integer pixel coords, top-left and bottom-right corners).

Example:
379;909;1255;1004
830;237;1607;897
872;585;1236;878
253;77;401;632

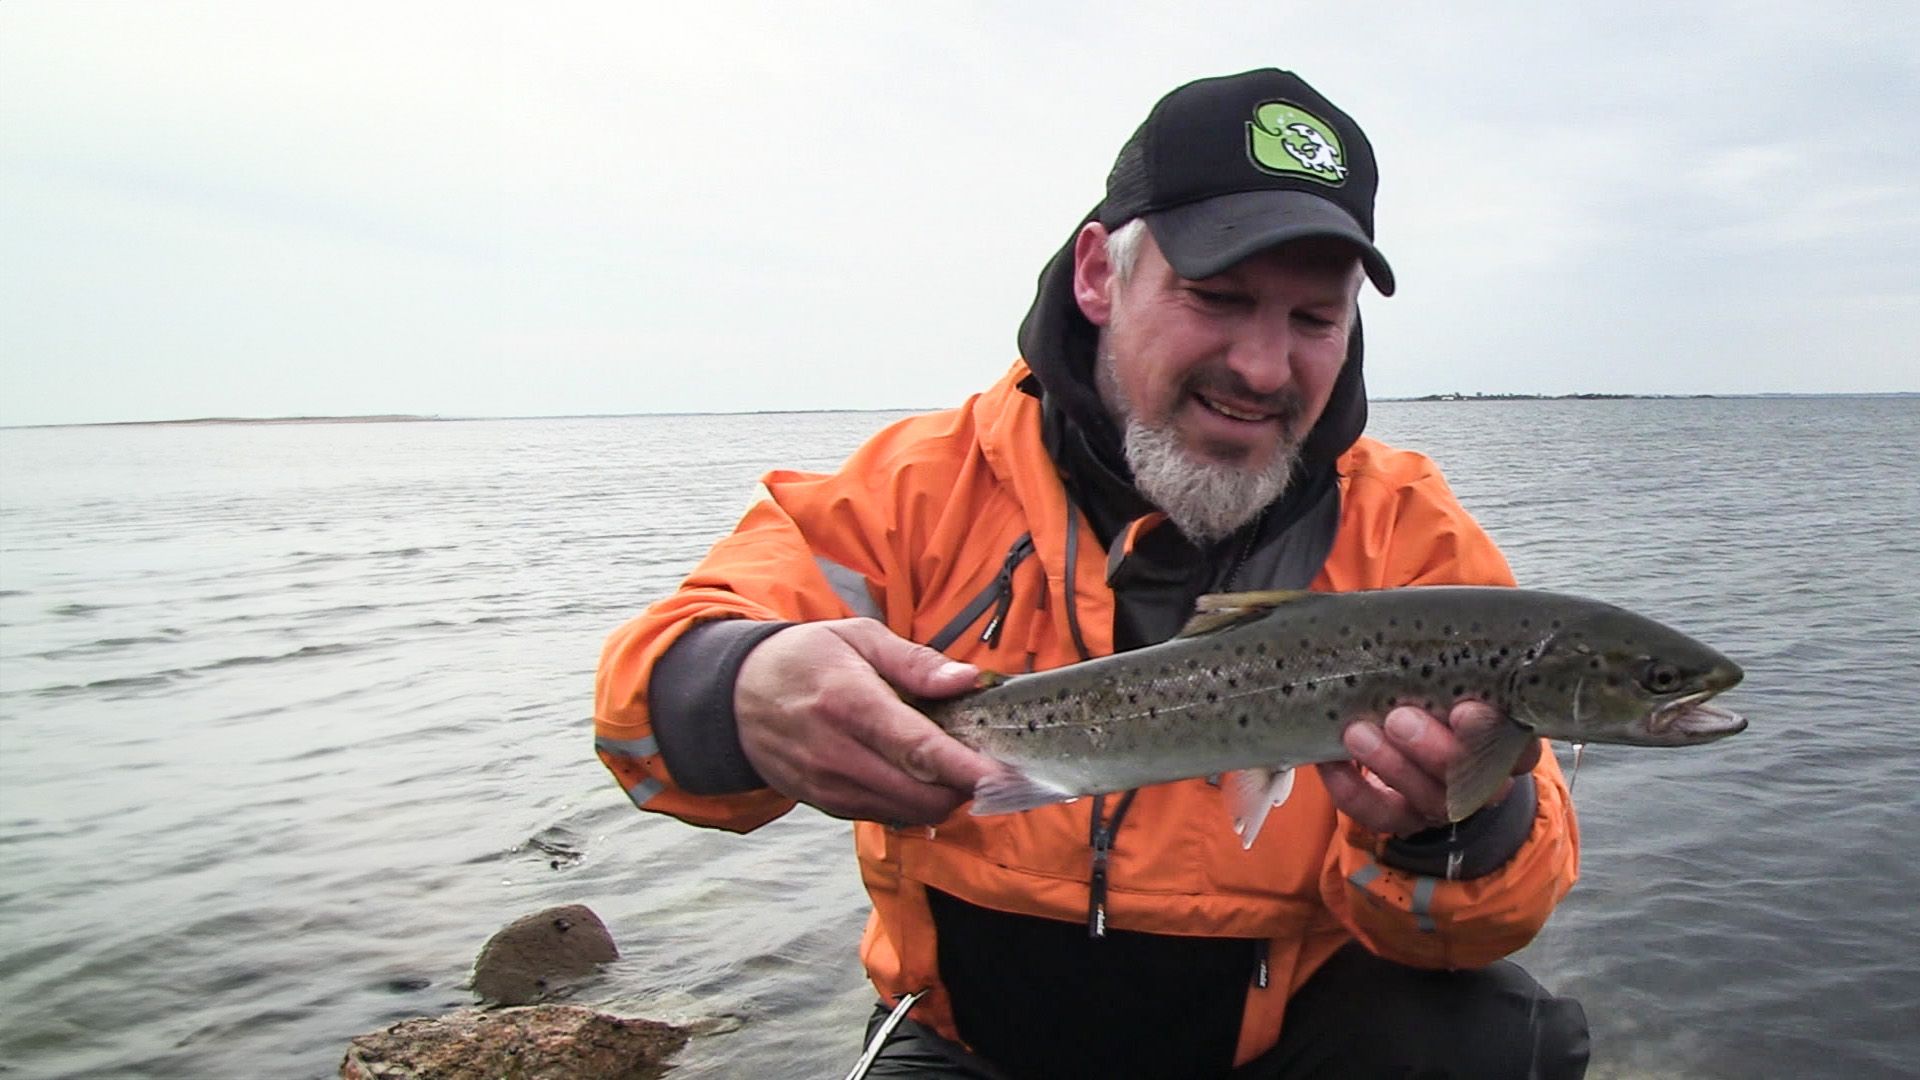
1176;590;1315;637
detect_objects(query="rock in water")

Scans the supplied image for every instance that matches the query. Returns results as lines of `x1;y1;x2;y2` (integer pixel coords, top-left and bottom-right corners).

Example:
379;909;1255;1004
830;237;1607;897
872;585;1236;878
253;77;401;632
472;904;618;1006
340;1005;687;1080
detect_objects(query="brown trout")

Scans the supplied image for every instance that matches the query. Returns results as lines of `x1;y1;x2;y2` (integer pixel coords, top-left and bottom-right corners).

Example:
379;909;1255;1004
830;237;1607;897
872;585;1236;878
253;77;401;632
921;587;1746;844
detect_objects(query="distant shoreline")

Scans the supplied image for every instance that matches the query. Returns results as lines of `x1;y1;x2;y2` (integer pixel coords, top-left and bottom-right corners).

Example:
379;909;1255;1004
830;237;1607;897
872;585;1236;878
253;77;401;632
5;393;1914;430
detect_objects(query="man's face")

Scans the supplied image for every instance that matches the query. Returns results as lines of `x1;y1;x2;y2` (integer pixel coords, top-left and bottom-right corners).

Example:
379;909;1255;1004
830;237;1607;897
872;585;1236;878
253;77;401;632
1074;224;1363;541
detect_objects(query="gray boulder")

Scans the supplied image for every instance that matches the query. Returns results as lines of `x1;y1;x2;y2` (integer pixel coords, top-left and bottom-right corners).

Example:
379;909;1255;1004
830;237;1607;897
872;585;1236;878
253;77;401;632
471;904;618;1006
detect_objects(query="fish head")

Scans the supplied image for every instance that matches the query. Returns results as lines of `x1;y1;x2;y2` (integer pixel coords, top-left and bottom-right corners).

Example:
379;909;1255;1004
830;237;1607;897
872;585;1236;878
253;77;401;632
1507;605;1747;747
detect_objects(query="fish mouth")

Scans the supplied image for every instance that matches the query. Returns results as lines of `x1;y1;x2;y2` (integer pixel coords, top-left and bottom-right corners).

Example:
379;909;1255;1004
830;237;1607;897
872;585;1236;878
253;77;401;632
1648;692;1748;742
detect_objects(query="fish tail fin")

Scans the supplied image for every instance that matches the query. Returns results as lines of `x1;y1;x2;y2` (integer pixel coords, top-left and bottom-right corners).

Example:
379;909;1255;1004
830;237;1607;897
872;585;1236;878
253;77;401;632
1224;766;1296;849
969;765;1078;816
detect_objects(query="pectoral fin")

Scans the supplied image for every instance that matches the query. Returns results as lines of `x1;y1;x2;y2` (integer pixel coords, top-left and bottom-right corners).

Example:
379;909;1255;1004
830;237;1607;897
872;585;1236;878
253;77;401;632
1223;766;1296;849
969;766;1079;816
1445;721;1535;822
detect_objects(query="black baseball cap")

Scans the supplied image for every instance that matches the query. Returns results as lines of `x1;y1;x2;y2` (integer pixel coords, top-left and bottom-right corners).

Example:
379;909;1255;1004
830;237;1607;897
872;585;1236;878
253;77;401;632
1099;69;1395;295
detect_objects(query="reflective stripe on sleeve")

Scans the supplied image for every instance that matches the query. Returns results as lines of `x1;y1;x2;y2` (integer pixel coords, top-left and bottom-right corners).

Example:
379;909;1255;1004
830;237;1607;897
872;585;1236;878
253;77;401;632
1410;875;1440;933
595;735;659;759
1348;862;1382;890
815;557;883;621
624;777;664;808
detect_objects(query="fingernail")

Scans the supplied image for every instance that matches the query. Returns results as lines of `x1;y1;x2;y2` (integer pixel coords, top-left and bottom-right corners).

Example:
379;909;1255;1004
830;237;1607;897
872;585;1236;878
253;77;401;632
1347;723;1381;754
1385;709;1422;742
937;662;972;680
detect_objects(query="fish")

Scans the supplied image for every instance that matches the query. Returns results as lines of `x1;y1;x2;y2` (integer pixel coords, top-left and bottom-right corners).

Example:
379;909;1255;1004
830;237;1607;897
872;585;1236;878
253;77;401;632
920;586;1746;845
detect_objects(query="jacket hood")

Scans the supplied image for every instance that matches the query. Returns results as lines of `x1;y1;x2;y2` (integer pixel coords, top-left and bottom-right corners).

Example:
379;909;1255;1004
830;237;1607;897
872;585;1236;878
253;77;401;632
1014;208;1371;545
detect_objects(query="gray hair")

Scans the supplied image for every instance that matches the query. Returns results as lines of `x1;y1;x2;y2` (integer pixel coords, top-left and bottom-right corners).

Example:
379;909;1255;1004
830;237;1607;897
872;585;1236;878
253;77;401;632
1106;218;1149;284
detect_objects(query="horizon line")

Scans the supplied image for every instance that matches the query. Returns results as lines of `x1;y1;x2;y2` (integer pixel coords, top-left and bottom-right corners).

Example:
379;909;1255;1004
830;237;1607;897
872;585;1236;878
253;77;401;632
4;390;1916;430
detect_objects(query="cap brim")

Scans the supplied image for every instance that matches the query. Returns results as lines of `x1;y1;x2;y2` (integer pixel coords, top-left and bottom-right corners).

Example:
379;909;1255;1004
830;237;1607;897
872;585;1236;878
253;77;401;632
1145;190;1396;296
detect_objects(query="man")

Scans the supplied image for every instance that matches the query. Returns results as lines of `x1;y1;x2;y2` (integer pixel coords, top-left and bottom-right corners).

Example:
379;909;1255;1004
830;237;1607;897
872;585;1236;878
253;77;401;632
596;70;1589;1078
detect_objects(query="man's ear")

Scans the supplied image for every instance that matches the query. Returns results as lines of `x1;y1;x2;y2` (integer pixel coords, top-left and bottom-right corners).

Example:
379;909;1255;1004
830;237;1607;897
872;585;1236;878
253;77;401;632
1072;222;1115;327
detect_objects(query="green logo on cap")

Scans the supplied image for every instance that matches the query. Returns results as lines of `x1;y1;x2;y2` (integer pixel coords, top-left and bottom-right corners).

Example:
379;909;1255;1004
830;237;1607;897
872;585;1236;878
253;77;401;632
1247;102;1348;185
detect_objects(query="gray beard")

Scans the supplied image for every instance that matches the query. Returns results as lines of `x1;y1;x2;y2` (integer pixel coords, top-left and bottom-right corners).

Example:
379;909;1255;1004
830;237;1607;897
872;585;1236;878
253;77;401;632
1095;349;1299;545
1119;417;1297;544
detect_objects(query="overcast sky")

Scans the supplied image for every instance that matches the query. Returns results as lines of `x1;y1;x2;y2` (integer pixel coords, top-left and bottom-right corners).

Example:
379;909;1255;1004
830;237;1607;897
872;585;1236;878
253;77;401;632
2;2;1916;426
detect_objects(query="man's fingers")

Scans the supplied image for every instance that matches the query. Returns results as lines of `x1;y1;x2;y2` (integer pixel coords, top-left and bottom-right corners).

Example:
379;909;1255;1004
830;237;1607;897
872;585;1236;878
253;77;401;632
836;619;980;700
1315;761;1424;836
1343;712;1449;826
768;729;969;824
733;619;995;823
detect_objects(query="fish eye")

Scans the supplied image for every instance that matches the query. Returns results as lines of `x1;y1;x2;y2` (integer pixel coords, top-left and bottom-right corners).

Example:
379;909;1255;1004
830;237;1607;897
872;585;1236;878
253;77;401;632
1637;661;1682;693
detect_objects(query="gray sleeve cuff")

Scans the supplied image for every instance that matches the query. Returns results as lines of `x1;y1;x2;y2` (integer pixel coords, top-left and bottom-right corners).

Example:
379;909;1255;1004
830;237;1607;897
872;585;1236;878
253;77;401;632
648;618;792;796
1379;774;1538;880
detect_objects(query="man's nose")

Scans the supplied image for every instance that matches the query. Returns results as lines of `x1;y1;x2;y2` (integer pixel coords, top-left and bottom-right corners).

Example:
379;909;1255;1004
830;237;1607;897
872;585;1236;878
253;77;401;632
1223;313;1294;397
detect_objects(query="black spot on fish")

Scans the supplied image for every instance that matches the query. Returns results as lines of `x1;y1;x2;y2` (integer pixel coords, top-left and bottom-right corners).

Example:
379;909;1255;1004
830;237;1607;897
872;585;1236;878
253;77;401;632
1442;624;1454;636
1344;674;1358;687
1281;683;1294;696
1588;658;1602;671
1359;639;1372;651
1255;642;1269;655
1552;619;1563;630
1498;646;1511;657
1227;678;1239;689
1148;706;1159;719
1339;625;1351;637
1420;664;1434;678
1605;675;1621;688
976;717;986;727
1527;675;1542;686
1326;709;1339;721
1025;719;1037;732
1058;689;1070;701
1299;638;1311;650
1398;655;1411;669
1489;656;1502;670
1206;691;1218;703
1388;617;1399;628
1520;618;1532;629
1238;715;1250;727
1413;619;1424;631
1452;684;1465;697
1127;692;1139;704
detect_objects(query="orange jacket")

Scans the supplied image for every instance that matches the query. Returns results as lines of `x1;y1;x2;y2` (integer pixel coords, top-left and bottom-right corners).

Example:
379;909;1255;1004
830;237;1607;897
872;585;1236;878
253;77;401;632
595;360;1579;1066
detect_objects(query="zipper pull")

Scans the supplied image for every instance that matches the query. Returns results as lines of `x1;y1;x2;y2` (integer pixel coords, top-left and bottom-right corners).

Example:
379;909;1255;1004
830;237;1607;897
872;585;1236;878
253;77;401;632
1253;939;1271;989
978;536;1033;647
1088;823;1112;939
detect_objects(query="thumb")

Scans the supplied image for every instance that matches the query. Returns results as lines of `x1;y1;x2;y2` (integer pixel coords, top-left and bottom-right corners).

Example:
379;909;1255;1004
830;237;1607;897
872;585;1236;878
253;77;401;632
835;620;979;700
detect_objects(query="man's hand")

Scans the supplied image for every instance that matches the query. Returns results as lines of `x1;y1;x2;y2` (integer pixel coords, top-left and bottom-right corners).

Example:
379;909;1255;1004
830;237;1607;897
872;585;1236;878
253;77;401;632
734;618;997;825
1316;701;1541;837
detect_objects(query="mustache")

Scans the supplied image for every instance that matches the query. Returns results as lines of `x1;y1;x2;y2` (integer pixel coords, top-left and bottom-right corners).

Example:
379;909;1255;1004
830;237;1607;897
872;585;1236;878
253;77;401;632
1185;373;1308;427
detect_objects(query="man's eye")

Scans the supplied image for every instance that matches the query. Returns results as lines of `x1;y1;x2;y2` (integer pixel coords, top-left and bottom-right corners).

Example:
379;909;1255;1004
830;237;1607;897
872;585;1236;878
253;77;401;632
1188;288;1245;306
1293;311;1336;328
